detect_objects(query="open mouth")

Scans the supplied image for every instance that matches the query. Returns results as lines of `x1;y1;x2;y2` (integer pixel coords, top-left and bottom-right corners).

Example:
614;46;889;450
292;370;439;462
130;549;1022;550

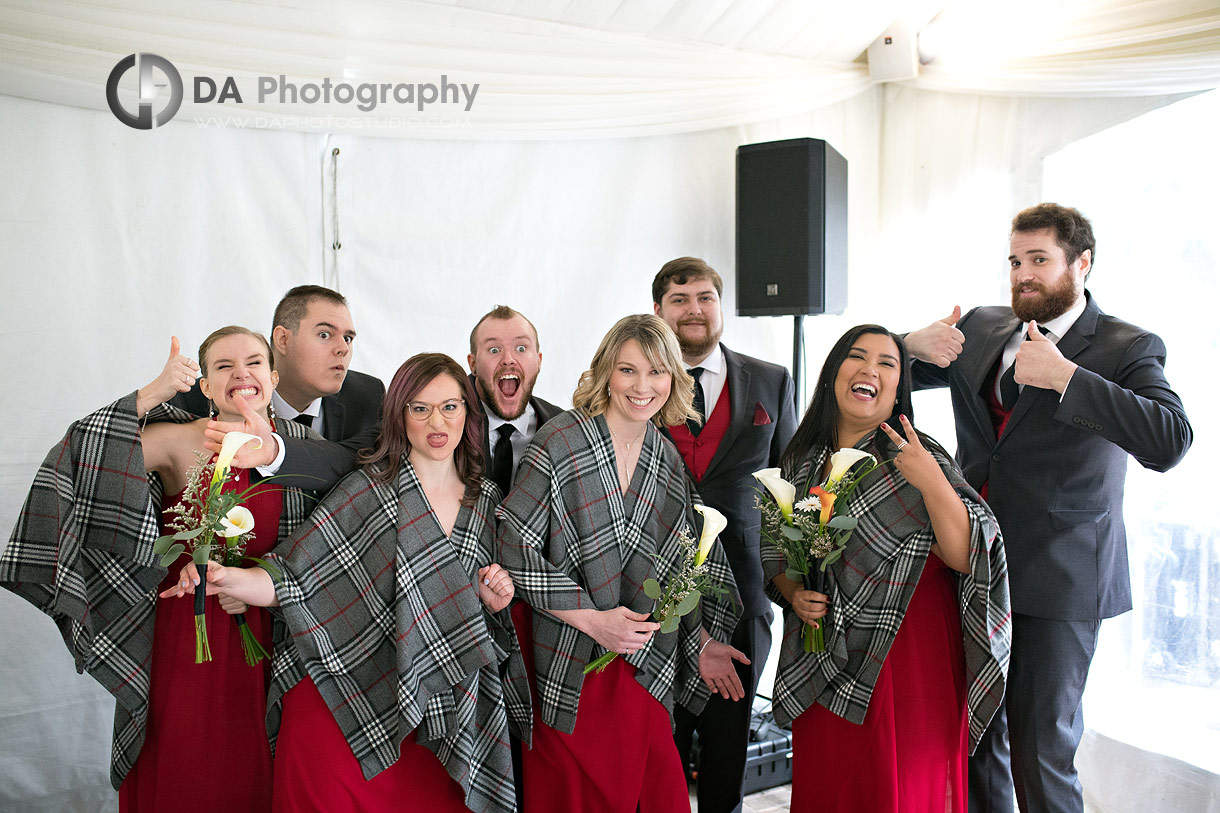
850;383;877;400
427;433;449;448
627;396;654;407
497;373;520;398
228;386;259;399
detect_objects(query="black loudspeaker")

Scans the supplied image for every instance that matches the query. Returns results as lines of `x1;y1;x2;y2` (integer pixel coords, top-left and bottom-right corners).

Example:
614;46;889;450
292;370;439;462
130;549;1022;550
736;138;848;316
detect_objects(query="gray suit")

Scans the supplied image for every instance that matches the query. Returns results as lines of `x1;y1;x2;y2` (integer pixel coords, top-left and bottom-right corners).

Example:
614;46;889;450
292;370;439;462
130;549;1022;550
667;345;797;813
912;292;1191;812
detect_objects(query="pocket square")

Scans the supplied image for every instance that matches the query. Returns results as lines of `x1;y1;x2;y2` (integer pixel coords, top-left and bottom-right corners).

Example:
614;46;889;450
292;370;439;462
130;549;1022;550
753;402;772;426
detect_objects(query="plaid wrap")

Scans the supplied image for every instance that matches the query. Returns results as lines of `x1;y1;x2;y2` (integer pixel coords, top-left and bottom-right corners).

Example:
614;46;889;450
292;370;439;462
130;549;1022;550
760;429;1011;752
496;408;741;734
0;393;314;788
265;462;530;813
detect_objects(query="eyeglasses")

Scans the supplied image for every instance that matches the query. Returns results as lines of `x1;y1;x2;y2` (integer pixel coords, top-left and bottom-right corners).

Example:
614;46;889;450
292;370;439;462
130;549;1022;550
405;398;466;421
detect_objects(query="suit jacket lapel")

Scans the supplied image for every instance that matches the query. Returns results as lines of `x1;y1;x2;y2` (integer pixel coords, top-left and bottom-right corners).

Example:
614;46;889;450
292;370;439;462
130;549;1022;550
966;315;1020;446
321;394;346;441
701;344;749;482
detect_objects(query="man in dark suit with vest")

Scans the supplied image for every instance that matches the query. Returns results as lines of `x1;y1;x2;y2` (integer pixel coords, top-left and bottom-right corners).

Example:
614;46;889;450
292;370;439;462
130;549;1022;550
175;285;384;481
653;257;797;813
467;305;563;496
904;204;1192;813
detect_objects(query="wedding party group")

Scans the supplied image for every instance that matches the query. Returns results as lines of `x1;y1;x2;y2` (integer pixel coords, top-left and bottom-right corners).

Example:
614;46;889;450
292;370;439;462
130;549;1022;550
1;202;1192;813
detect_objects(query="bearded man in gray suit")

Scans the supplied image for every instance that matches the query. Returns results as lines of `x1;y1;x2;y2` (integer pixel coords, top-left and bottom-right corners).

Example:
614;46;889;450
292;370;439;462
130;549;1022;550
905;203;1192;813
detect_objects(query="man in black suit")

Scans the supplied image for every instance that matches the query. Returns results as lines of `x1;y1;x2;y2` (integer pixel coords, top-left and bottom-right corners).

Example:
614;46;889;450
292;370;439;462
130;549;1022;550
467;305;561;810
904;204;1192;813
466;305;563;496
174;285;384;481
653;257;797;813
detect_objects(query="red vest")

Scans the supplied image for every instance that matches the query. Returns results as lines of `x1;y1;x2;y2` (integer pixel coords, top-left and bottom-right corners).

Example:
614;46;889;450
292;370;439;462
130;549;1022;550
667;379;731;482
980;361;1013;501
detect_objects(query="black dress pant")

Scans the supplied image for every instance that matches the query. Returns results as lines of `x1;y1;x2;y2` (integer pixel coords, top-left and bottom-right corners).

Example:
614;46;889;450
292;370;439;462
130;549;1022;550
674;612;772;813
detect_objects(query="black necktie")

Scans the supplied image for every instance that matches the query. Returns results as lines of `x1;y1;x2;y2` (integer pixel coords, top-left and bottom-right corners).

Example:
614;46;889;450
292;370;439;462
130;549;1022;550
999;325;1051;410
686;367;706;436
491;424;516;496
292;413;314;429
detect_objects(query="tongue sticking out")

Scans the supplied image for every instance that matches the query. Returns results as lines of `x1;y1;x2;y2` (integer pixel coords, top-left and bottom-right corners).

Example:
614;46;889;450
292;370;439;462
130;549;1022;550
498;378;520;398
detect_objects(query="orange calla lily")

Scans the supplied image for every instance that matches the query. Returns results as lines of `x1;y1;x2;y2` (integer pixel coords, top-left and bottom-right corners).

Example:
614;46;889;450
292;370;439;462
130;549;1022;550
809;485;836;525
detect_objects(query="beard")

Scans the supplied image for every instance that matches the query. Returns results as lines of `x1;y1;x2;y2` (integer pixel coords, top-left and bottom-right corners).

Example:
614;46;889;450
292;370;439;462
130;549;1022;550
1011;273;1081;323
675;320;724;359
476;370;537;421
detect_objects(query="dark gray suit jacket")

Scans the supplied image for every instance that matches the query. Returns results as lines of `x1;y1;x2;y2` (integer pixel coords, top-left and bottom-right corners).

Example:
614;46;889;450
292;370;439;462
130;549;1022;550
665;345;797;621
911;293;1191;620
170;370;386;490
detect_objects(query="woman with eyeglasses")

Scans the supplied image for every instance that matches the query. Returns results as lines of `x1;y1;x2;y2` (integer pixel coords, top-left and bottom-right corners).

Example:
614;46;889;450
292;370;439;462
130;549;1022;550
168;353;530;813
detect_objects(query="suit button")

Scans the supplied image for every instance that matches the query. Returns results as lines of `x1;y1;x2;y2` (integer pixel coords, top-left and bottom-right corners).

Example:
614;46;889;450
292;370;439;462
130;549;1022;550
991;453;1001;462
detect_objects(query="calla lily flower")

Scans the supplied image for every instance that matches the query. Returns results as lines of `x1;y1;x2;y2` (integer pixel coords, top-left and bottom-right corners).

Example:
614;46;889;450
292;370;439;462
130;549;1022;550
809;485;836;525
218;505;255;537
211;431;263;486
826;449;876;486
753;468;796;521
693;504;727;566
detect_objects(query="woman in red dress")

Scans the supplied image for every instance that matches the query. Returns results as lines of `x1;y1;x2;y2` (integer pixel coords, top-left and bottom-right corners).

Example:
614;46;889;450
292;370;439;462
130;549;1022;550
123;326;307;812
174;353;527;813
761;324;1010;813
497;315;743;813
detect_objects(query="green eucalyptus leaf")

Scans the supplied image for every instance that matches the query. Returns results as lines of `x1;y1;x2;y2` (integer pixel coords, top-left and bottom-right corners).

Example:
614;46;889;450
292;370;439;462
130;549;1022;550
784;568;806;583
676;591;701;616
660;615;680;634
780;524;804;541
642;578;663;600
159;544;186;568
192;545;213;565
827;515;857;530
175;527;205;541
153;534;175;555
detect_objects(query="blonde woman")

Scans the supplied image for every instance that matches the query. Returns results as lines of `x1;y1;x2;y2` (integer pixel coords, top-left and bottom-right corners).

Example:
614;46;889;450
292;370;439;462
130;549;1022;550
498;314;744;813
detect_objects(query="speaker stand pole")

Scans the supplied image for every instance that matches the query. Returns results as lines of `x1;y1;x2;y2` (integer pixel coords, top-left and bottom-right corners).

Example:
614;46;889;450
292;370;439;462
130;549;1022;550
792;314;804;411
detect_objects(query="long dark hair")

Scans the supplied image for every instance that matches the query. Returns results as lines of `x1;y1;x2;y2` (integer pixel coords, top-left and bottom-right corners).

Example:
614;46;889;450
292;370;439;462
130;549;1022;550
358;353;486;506
780;325;914;475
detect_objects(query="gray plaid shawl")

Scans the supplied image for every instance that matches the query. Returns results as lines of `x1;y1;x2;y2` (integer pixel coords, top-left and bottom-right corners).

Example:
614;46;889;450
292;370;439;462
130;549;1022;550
0;393;314;788
760;429;1011;752
496;408;741;734
264;461;531;813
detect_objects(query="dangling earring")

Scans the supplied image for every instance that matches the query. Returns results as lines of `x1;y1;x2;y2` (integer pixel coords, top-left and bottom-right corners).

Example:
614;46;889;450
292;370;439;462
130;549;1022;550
268;401;277;422
208;400;217;419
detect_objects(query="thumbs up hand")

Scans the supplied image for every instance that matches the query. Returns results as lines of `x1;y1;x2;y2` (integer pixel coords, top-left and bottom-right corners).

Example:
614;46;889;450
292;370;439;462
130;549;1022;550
137;335;201;417
905;306;965;367
1014;321;1077;394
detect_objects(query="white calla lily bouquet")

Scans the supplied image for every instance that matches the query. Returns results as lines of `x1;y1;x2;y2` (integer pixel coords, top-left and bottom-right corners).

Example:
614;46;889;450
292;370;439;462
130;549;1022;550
753;449;883;652
154;432;280;665
584;504;731;675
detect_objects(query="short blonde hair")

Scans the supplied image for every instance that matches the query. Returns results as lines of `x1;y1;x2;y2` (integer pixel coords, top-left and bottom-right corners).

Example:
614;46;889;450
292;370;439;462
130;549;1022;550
572;314;697;428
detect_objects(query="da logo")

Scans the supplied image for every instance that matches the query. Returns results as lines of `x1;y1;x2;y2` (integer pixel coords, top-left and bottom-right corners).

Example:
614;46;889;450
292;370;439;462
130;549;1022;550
106;53;183;129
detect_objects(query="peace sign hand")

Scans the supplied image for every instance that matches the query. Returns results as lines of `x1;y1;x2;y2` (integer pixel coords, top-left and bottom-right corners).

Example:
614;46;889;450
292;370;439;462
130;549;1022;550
879;415;947;497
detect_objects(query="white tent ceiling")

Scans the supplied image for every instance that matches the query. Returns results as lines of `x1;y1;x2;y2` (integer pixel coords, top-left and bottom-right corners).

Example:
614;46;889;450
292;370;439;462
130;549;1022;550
2;0;1218;138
